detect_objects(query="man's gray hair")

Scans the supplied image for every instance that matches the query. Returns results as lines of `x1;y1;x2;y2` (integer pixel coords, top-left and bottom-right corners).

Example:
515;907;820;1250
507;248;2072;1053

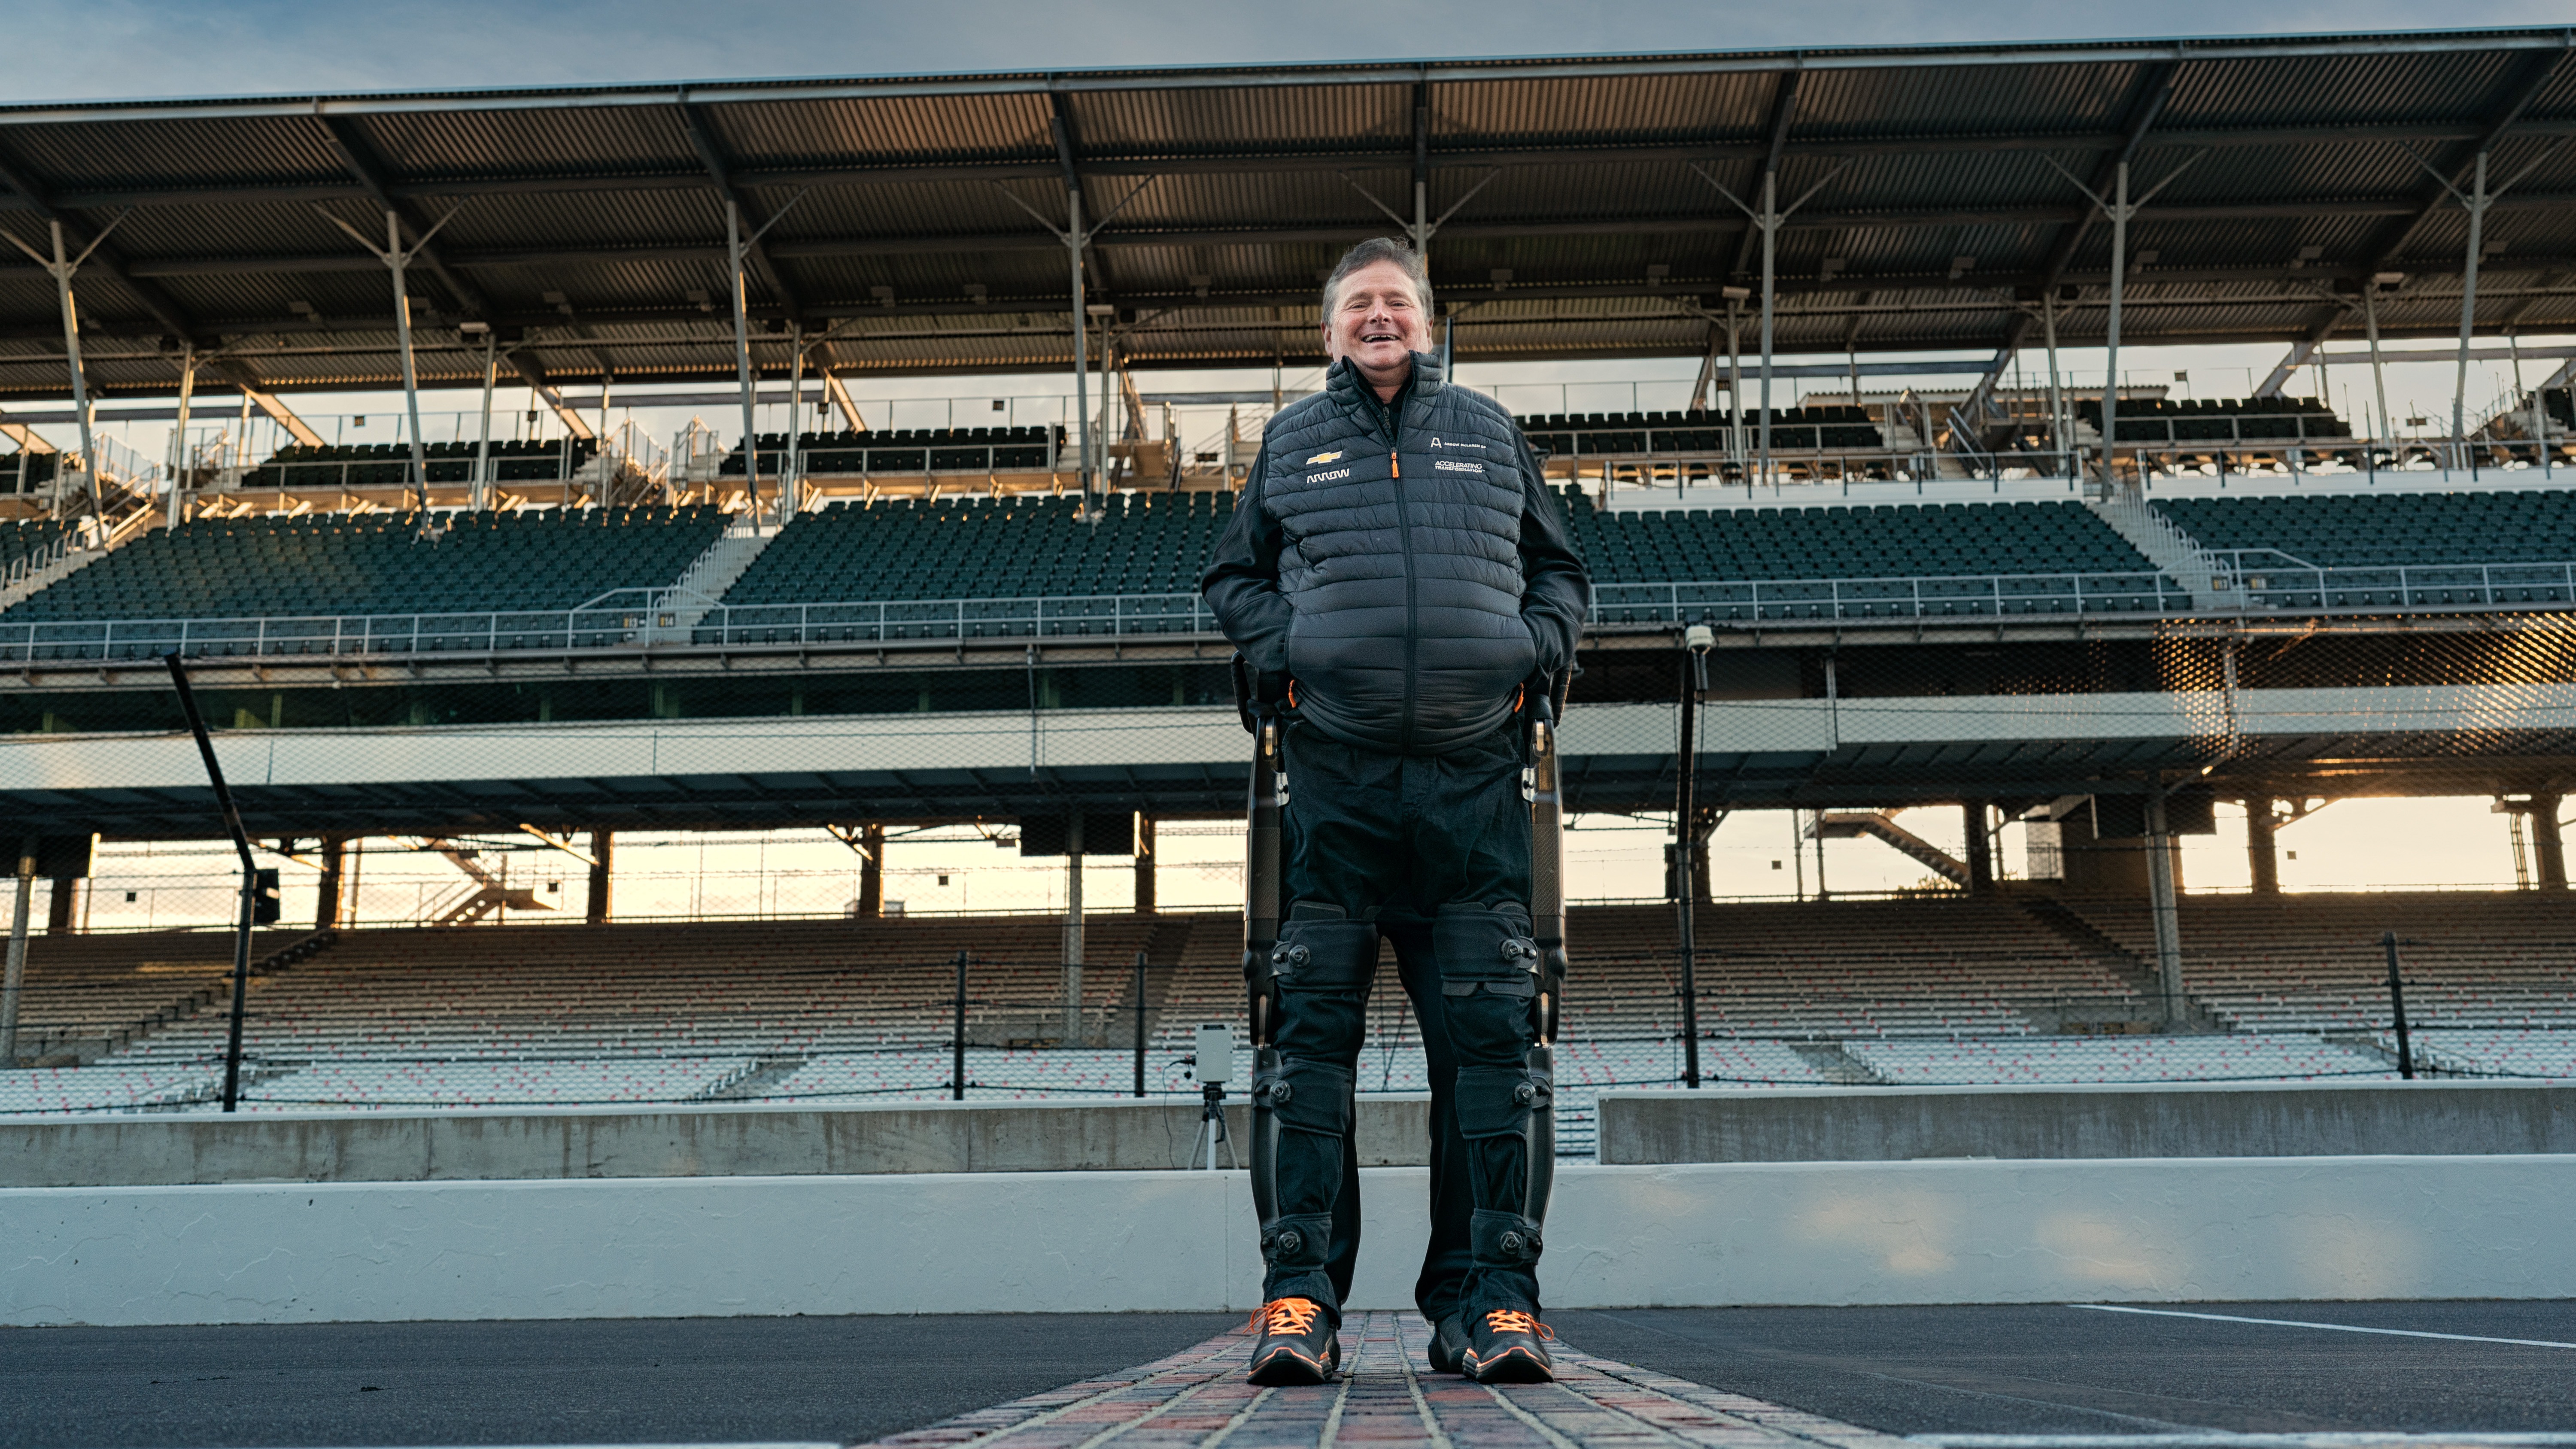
1323;237;1433;316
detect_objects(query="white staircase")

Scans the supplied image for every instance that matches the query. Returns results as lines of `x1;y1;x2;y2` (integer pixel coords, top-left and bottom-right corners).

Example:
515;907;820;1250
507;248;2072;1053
2087;491;2229;609
0;534;104;612
650;521;778;641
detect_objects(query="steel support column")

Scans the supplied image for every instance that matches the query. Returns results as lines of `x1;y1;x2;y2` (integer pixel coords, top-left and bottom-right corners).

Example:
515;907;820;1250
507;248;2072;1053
315;835;345;930
2533;792;2567;890
1757;171;1778;485
1063;811;1085;1044
1134;813;1155;915
2042;291;2069;477
784;328;804;523
726;200;763;531
2245;796;2280;896
1068;188;1091;509
472;331;497;510
1726;294;1745;471
2100;161;2130;492
166;346;196;527
2451;149;2490;474
2364;280;2394;452
2145;781;2185;1024
857;823;884;917
386;210;430;519
0;839;29;1067
1962;801;1995;893
49;222;102;523
587;829;614;923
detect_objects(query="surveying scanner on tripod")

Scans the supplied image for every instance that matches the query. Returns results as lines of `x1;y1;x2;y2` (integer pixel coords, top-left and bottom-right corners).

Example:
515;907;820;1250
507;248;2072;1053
1230;654;1570;1273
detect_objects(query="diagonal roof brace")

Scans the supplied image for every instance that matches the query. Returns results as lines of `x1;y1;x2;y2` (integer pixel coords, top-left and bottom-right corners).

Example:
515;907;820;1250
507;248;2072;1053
504;350;598;440
314;114;491;321
677;100;806;322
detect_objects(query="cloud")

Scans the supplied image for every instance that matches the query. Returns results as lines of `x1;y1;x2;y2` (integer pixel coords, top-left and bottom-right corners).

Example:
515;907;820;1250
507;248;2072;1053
0;0;2564;103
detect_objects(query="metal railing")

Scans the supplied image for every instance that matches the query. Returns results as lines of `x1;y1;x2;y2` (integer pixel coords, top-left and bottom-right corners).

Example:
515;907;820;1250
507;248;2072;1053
2202;550;2576;612
1588;573;2191;624
18;549;2576;664
0;527;72;592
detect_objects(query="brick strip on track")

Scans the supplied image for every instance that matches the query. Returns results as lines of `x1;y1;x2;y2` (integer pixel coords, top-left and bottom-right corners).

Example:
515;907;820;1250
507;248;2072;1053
855;1312;1911;1449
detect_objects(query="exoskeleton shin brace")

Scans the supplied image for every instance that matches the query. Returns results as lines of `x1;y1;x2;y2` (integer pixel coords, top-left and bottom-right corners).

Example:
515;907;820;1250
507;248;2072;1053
1251;904;1373;1277
1434;905;1555;1274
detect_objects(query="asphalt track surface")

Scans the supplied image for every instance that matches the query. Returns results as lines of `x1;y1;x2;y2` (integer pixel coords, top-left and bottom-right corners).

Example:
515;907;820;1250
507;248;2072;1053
1555;1302;2576;1435
2;1301;2570;1446
0;1312;1240;1449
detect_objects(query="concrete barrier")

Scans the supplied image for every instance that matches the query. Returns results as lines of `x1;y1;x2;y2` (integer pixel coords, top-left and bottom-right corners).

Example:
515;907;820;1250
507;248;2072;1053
7;1155;2572;1325
0;1097;1433;1188
1597;1081;2576;1164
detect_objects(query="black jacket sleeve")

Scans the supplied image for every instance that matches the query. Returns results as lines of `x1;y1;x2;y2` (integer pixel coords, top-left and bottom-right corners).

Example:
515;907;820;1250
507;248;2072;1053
1513;433;1591;683
1199;442;1295;685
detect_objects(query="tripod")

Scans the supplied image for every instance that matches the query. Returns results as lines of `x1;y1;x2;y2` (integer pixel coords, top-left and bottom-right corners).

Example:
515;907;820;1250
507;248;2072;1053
1192;1079;1234;1170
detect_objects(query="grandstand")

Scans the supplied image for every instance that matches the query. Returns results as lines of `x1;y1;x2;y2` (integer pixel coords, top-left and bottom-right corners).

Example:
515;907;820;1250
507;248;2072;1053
0;29;2573;1157
10;884;2562;1153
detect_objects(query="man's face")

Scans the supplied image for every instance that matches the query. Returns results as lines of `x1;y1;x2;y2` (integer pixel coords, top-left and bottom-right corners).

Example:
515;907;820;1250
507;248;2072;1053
1322;258;1431;389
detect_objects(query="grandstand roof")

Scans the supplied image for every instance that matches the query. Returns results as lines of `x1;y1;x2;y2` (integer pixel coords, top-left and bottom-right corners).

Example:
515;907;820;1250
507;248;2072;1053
4;27;2576;399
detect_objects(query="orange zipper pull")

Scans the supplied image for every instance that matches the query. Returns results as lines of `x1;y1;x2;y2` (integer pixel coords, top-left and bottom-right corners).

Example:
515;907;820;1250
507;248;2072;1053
1390;450;1399;477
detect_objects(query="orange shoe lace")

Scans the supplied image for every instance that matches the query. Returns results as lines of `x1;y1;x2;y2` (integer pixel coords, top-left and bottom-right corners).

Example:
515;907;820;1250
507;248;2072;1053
1483;1309;1554;1340
1255;1297;1324;1337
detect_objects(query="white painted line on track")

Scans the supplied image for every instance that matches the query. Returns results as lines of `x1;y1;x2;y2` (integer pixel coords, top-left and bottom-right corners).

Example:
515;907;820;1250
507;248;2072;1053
2066;1303;2576;1349
1913;1437;2576;1447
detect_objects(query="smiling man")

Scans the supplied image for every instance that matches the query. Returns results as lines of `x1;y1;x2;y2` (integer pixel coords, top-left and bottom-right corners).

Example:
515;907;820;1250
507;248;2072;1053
1201;237;1592;1385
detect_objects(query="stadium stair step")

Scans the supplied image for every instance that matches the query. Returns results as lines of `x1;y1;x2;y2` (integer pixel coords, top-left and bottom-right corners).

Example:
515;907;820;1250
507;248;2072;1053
2087;493;2227;606
697;1055;810;1101
29;929;338;1069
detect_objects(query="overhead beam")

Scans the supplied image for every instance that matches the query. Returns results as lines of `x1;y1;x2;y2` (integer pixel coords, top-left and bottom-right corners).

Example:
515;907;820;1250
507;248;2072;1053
0;409;58;452
19;118;2576;216
227;378;323;447
675;103;805;322
1726;70;1802;279
2287;43;2573;351
104;187;2576;282
504;351;598;440
315;115;492;320
0;145;205;349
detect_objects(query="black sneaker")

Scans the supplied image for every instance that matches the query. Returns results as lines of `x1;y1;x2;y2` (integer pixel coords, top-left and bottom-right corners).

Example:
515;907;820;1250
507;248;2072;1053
1427;1314;1469;1374
1462;1307;1555;1383
1248;1297;1340;1385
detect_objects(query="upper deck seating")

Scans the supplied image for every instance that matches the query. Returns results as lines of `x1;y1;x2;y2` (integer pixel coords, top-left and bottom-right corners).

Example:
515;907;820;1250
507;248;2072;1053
2154;489;2576;568
1519;407;1880;457
0;507;725;632
0;518;64;569
724;428;1058;476
720;491;1233;606
2;451;61;493
1562;491;2151;584
2076;396;2350;446
243;439;599;489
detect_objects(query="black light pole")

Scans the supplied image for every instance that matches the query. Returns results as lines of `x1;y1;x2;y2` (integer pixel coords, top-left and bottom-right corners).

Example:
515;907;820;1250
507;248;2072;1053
164;653;258;1112
2384;931;2415;1080
951;948;968;1101
1676;624;1713;1088
1132;948;1148;1097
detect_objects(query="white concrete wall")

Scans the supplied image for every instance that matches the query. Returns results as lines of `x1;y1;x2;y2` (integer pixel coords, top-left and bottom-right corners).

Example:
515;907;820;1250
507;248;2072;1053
8;1155;2571;1326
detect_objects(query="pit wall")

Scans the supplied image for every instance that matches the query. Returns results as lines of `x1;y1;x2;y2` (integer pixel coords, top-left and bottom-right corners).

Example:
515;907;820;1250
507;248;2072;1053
7;1157;2570;1325
6;1082;2573;1324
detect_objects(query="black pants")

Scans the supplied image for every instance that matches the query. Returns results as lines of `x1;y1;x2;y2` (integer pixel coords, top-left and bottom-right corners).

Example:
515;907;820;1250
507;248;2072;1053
1259;720;1542;1327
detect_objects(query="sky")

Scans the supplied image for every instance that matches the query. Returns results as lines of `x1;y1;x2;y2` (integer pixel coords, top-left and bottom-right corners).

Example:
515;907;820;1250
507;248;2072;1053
0;0;2567;104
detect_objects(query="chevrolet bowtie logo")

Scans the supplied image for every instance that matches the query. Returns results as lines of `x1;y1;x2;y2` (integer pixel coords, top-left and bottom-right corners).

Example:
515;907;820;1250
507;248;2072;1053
1304;450;1343;465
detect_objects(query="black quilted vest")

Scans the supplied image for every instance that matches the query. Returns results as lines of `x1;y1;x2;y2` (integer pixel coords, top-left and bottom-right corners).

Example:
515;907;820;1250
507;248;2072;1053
1257;355;1537;753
